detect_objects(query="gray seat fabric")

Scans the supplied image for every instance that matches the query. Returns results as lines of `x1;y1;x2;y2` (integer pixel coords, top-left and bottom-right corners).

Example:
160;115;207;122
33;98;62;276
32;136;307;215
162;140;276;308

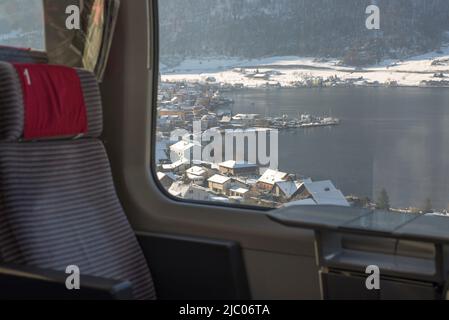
0;63;156;300
0;62;24;141
76;68;103;138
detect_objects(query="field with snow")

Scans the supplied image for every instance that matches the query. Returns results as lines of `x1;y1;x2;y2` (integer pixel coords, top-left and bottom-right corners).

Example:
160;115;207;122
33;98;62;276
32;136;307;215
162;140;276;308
161;43;449;88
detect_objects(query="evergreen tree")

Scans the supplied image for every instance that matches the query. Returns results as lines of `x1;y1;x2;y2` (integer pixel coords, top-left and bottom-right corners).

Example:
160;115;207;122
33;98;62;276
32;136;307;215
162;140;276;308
423;198;433;213
361;196;371;208
376;188;390;210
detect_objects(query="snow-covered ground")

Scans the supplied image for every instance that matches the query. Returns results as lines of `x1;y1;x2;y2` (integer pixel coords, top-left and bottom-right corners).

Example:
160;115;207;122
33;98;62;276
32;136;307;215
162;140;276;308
161;43;449;88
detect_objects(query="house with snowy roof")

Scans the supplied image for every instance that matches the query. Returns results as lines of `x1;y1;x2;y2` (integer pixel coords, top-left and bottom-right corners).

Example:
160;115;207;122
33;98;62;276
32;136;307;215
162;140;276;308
208;174;232;195
161;159;190;173
256;169;290;191
168;182;211;202
186;166;209;184
157;172;177;189
273;180;303;201
288;180;350;207
228;187;250;199
218;160;259;176
169;140;195;162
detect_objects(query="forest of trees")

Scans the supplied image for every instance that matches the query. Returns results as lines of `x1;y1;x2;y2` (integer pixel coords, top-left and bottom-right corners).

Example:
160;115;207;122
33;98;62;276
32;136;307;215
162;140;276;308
159;0;449;66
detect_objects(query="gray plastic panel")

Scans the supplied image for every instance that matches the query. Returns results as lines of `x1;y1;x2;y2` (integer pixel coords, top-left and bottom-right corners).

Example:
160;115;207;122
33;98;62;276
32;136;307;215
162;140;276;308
270;206;449;244
269;206;370;230
395;215;449;243
343;211;420;234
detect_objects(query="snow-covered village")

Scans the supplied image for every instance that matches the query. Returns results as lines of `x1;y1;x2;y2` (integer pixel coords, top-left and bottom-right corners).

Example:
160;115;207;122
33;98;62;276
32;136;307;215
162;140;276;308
155;81;350;209
155;79;449;215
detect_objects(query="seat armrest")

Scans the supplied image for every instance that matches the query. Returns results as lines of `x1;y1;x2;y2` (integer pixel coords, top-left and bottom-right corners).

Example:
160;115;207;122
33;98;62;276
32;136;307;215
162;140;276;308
0;263;134;300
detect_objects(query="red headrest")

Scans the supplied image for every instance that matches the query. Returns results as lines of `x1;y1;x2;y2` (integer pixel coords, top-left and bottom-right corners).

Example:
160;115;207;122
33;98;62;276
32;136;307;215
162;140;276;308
13;64;88;140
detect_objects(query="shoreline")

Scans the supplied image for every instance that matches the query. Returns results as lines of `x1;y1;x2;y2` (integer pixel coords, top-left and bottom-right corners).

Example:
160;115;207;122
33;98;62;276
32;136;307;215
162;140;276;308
161;48;449;89
161;78;449;90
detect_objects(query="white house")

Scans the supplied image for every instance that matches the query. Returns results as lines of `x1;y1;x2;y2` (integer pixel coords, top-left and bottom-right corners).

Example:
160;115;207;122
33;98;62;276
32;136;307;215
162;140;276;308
208;174;232;194
232;114;261;126
161;159;190;173
288;180;350;207
168;182;211;201
257;169;289;191
274;180;302;200
218;160;259;176
228;187;250;198
186;166;208;184
170;140;195;162
155;133;170;164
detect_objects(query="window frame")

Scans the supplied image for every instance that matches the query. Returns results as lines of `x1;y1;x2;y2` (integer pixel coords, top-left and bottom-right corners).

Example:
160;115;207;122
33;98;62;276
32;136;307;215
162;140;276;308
150;0;281;212
100;0;316;255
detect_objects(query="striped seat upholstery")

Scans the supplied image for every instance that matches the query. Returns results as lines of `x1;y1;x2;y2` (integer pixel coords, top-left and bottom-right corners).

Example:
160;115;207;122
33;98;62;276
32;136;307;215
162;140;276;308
0;63;156;300
0;62;23;141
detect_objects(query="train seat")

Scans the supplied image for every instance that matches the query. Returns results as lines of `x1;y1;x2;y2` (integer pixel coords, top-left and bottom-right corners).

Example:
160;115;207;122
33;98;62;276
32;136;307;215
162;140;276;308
0;62;156;300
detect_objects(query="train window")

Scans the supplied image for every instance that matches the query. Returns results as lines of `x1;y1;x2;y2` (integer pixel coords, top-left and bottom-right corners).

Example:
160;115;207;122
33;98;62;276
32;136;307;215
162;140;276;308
155;0;449;214
0;0;45;50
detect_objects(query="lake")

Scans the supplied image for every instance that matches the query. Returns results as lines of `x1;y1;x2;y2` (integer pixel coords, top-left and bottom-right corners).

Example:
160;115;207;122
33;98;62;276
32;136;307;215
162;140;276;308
229;87;449;210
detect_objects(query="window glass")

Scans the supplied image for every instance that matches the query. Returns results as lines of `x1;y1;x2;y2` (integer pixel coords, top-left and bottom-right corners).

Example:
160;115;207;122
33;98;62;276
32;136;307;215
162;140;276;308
0;0;45;50
156;0;449;216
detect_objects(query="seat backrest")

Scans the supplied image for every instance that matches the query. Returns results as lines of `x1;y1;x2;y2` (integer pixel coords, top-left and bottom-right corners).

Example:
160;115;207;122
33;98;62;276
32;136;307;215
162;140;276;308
0;62;156;300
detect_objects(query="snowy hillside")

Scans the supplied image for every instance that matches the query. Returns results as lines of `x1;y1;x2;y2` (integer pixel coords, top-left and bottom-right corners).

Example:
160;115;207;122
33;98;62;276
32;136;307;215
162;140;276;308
161;42;449;88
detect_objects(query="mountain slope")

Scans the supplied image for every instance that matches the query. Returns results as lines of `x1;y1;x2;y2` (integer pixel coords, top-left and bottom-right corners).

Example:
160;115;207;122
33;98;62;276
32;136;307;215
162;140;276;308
159;0;449;66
